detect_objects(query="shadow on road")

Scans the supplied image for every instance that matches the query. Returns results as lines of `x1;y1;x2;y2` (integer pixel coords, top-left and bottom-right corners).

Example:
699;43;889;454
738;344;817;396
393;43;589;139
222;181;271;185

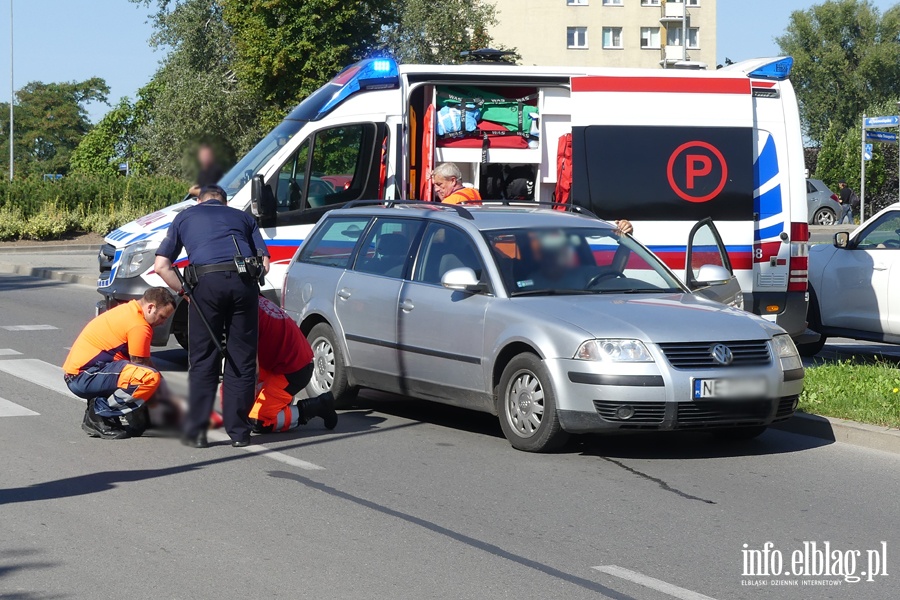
0;549;66;599
0;275;72;293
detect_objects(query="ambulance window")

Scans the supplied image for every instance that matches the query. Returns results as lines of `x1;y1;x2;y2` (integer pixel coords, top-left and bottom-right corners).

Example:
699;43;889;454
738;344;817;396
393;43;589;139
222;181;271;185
274;139;310;212
307;123;378;209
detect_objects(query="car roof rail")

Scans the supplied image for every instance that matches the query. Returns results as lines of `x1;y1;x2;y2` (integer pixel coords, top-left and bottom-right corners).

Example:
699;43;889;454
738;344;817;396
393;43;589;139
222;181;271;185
342;199;474;220
461;199;602;220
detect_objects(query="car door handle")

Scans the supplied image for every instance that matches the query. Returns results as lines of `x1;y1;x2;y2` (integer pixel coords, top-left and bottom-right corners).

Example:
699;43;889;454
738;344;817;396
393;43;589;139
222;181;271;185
400;299;415;312
337;288;352;300
874;263;888;271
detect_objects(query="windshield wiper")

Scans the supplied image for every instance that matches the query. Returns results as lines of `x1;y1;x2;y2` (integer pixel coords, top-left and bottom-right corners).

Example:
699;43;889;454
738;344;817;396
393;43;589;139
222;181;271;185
510;289;597;297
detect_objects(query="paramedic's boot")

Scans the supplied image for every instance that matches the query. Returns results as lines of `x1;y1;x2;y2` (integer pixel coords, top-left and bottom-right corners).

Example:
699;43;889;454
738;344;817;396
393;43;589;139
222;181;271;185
249;419;273;435
298;393;338;430
82;400;130;440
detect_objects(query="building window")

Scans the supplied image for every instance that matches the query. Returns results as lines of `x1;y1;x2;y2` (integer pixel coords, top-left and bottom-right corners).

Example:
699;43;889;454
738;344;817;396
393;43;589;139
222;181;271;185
666;26;699;48
640;27;661;49
641;0;661;5
602;27;623;48
686;0;700;6
567;0;589;5
602;0;623;5
567;27;589;49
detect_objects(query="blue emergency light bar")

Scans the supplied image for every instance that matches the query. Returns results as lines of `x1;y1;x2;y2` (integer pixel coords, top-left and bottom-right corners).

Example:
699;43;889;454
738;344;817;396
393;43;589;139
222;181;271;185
748;57;793;81
316;58;400;119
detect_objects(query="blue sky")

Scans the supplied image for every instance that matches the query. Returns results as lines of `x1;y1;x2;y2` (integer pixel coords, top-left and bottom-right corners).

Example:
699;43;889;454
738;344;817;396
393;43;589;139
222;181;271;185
0;0;897;123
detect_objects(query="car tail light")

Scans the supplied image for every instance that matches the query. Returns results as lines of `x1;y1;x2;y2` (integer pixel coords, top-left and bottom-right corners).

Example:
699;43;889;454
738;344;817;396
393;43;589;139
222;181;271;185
788;222;809;292
830;193;840;202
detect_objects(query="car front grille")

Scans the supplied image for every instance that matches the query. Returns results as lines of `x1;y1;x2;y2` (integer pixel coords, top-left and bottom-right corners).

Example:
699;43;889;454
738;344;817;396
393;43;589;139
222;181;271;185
675;400;771;427
658;340;771;369
593;401;666;425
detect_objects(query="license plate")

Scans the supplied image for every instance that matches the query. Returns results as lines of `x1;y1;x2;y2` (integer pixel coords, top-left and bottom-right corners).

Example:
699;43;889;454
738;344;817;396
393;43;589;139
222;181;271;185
693;378;767;399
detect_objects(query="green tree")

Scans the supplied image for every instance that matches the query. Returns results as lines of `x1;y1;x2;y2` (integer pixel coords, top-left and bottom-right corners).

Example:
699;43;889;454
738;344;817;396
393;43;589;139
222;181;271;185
0;78;109;177
70;97;151;176
221;0;396;129
385;0;511;65
777;0;900;144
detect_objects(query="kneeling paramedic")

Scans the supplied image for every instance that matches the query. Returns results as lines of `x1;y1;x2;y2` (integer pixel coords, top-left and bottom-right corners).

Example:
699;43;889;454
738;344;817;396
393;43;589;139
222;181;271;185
251;296;337;433
154;184;270;449
63;288;176;440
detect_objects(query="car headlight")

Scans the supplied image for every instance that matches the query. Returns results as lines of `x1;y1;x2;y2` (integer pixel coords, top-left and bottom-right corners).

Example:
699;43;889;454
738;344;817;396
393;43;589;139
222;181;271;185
772;334;802;371
120;241;156;278
575;339;654;362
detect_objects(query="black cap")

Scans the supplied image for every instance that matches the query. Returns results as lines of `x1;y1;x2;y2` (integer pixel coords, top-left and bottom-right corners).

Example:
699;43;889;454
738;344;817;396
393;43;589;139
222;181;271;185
838;180;847;185
199;184;227;198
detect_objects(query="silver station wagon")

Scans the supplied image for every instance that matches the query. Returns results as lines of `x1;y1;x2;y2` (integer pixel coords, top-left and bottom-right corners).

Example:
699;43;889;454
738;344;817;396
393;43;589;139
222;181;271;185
283;203;804;452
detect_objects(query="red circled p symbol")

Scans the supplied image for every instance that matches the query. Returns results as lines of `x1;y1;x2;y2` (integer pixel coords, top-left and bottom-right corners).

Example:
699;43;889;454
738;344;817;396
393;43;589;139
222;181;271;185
666;141;728;203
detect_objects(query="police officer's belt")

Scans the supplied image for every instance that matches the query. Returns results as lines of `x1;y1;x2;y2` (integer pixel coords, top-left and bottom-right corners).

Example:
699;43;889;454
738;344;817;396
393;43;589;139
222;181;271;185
194;263;239;277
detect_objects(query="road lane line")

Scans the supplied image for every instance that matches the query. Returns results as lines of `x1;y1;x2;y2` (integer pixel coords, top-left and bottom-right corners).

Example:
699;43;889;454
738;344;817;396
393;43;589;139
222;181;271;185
0;359;82;401
0;397;39;417
592;565;718;600
0;349;23;357
0;325;59;331
207;431;325;471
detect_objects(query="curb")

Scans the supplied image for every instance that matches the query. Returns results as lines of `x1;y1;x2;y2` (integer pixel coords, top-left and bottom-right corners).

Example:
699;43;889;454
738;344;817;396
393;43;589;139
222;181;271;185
773;412;900;455
0;263;97;287
0;244;101;254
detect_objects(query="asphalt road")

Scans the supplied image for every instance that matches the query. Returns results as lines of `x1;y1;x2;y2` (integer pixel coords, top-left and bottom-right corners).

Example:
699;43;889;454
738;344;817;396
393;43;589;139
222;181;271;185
1;274;898;600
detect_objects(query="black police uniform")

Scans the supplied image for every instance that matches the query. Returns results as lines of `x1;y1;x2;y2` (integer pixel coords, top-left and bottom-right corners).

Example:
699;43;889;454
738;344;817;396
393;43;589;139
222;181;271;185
156;190;269;445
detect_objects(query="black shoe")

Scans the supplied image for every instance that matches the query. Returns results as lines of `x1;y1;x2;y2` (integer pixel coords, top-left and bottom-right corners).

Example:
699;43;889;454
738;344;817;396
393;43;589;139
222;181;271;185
231;437;250;448
82;404;130;440
249;419;273;435
298;393;338;430
181;432;208;448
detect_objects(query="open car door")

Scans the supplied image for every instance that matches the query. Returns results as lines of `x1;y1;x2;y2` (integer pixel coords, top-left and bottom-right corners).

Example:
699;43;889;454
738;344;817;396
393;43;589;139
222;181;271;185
686;218;742;307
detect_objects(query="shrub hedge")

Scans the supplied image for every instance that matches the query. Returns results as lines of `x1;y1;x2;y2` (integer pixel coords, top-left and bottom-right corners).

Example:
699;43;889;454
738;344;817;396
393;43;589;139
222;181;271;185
0;175;189;240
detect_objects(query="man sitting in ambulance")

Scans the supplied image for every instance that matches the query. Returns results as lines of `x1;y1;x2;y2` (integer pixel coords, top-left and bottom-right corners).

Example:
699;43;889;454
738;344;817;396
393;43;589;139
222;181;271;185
250;296;338;433
432;162;482;205
63;288;176;440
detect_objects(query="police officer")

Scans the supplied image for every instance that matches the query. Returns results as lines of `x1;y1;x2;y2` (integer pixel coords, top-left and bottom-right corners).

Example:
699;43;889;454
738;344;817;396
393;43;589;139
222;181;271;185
153;185;270;448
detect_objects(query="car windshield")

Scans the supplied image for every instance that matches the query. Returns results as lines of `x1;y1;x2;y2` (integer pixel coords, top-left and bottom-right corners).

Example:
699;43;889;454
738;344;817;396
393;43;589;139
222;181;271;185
218;120;305;197
484;226;686;296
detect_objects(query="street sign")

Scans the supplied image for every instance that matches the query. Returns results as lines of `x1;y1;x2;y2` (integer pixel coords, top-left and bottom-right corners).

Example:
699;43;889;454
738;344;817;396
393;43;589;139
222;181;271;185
866;130;898;143
864;115;900;128
864;143;873;161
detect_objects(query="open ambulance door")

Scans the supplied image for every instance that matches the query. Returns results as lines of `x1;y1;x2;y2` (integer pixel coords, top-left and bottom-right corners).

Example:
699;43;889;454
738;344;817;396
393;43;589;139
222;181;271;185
685;218;742;307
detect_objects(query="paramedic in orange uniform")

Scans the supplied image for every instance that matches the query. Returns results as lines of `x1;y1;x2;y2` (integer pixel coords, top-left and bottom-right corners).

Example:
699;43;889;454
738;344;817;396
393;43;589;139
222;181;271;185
432;162;482;205
63;288;176;440
251;296;338;433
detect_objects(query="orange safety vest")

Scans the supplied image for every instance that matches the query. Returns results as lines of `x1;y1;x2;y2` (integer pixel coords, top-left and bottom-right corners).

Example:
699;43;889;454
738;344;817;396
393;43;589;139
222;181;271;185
442;187;482;205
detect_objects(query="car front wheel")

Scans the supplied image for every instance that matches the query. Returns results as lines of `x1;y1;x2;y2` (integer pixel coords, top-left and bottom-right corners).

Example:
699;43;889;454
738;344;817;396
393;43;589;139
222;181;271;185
497;353;569;452
305;323;357;408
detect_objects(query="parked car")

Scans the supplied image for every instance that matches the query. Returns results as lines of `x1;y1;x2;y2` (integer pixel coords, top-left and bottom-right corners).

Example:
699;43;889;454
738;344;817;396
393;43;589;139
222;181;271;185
807;179;843;226
800;203;900;356
283;203;803;452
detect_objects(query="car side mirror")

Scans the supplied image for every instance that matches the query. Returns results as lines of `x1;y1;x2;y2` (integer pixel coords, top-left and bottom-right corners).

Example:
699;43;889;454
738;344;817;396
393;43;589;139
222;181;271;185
250;175;276;222
694;264;733;288
441;267;481;292
834;231;850;248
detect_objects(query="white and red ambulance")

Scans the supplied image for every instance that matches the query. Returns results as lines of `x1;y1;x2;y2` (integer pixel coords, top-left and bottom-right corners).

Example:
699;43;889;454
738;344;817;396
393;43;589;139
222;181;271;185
96;55;811;347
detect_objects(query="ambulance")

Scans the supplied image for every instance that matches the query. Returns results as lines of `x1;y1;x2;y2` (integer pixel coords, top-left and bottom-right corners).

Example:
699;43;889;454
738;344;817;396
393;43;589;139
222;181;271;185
96;54;812;348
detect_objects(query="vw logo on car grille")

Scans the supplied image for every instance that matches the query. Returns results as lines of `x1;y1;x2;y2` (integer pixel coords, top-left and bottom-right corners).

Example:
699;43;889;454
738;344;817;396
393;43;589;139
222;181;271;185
710;343;734;366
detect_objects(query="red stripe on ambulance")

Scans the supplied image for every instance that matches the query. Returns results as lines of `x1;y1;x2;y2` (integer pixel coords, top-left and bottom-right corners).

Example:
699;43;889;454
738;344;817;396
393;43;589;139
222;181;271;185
572;77;751;95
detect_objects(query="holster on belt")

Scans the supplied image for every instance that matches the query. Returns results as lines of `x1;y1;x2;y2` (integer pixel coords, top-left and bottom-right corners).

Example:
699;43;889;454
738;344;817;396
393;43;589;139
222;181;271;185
185;264;199;287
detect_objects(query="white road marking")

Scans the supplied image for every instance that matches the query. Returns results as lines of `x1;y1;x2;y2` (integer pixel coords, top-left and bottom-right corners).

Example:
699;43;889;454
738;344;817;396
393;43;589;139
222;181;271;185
592;565;718;600
0;359;82;402
207;430;325;471
0;397;39;417
0;325;59;331
0;348;23;356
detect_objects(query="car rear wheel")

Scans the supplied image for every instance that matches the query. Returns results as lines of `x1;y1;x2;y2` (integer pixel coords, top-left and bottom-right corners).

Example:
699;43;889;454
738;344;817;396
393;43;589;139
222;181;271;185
305;323;357;408
711;425;768;440
813;207;836;226
497;354;569;452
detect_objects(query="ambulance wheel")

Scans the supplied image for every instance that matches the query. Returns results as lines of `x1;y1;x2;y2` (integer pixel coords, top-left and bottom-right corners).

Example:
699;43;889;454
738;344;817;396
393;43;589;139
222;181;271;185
306;323;356;408
497;353;569;453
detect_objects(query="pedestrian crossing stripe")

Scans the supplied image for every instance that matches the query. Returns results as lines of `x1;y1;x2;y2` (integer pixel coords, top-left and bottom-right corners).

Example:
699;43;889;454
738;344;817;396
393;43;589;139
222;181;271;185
0;325;59;331
0;397;39;417
0;348;23;356
0;359;82;401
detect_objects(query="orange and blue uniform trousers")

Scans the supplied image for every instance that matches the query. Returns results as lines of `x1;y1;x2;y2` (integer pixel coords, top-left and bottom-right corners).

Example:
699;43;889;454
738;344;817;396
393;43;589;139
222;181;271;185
249;364;314;432
63;301;161;417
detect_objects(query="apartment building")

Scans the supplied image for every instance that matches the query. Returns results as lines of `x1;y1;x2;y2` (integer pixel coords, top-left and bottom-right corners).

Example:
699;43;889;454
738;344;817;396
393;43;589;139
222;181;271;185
489;0;717;69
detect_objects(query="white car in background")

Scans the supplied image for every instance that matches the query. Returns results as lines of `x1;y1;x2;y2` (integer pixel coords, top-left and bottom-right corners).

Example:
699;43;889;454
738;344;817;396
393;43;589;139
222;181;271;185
800;203;900;356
